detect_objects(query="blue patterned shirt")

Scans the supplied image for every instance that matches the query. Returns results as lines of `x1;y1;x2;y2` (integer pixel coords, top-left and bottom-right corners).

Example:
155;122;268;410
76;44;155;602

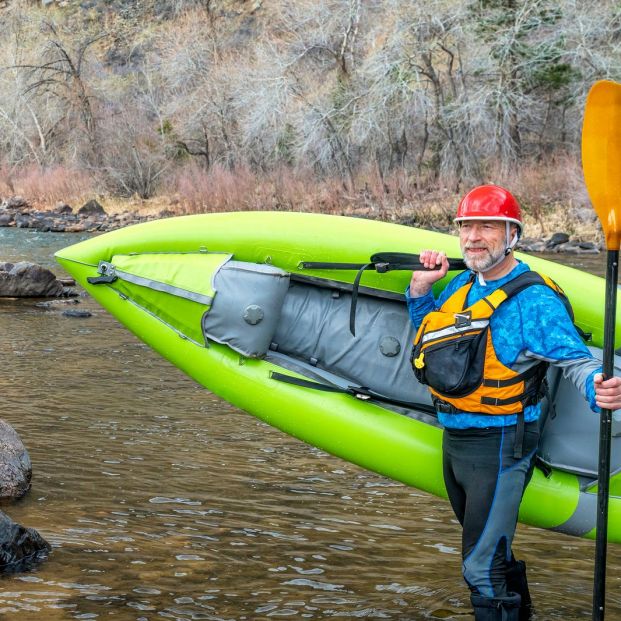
406;261;600;429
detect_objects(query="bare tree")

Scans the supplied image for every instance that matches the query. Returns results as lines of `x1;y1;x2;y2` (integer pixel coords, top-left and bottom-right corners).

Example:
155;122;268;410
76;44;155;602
99;101;172;199
0;0;619;201
11;21;106;165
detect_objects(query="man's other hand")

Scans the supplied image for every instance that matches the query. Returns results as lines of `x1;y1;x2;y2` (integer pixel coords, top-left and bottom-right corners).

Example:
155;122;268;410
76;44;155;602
594;373;621;411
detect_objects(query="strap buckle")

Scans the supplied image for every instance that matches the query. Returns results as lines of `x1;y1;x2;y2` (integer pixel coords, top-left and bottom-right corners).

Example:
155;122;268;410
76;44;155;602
454;311;472;328
350;386;372;400
87;261;118;285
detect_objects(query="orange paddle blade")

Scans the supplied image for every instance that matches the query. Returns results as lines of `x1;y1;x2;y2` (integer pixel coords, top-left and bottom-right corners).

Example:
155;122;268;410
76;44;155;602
582;80;621;250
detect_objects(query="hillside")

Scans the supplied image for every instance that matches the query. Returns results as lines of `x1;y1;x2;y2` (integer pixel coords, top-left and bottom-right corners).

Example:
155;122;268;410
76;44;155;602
0;0;619;231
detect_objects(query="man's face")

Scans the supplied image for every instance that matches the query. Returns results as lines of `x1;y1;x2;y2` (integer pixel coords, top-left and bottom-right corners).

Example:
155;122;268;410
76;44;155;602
459;219;508;272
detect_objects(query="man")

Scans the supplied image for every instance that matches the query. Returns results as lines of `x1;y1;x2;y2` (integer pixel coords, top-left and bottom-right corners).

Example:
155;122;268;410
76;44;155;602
406;184;621;621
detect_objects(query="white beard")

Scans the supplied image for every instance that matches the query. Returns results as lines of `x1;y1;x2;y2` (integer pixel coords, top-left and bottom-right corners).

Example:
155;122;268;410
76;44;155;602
462;245;506;273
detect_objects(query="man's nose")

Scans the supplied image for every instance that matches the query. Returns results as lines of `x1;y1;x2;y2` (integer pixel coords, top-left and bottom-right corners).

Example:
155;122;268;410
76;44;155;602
465;225;482;240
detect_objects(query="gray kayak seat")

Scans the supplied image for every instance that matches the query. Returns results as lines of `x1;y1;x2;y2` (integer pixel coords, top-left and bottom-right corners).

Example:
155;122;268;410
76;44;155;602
270;281;432;407
538;348;621;478
202;260;620;480
202;260;290;358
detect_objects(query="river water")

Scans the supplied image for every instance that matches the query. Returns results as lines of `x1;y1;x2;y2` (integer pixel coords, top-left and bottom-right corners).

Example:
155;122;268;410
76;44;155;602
0;228;619;621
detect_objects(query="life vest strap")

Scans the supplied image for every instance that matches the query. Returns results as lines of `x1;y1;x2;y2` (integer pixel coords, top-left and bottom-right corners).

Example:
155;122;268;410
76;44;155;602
433;371;547;412
481;363;544;388
481;394;527;407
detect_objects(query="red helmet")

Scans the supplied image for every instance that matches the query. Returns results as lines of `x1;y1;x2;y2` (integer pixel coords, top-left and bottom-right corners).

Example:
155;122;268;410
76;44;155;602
455;184;522;233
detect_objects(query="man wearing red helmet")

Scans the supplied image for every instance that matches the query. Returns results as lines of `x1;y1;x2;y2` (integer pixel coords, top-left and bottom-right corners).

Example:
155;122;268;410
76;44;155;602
407;185;621;621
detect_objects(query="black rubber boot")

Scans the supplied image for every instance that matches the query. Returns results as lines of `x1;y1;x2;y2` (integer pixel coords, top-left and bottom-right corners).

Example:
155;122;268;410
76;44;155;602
470;592;521;621
506;560;533;621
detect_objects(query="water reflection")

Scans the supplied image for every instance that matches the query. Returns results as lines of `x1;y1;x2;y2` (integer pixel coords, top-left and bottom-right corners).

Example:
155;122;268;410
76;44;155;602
0;228;619;620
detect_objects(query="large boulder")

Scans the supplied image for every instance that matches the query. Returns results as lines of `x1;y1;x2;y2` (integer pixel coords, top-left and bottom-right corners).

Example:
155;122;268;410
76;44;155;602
78;199;106;217
0;262;65;297
0;511;50;573
0;420;31;499
546;232;570;249
54;202;73;215
1;196;29;211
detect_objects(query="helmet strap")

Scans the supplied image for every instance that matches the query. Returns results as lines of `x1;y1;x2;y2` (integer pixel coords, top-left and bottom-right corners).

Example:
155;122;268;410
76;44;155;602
505;221;519;254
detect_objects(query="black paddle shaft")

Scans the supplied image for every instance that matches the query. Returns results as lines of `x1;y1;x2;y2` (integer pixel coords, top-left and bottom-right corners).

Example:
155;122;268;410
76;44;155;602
593;249;619;621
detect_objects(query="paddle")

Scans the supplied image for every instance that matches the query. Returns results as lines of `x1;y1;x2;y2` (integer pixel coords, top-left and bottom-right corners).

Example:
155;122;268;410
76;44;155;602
582;79;621;621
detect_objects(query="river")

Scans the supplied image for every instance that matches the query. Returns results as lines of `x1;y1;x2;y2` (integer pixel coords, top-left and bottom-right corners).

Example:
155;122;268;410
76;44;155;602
0;227;619;621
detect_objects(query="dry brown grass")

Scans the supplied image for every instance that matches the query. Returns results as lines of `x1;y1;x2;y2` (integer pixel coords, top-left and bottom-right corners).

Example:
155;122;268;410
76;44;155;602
0;164;97;210
165;162;458;228
0;158;603;242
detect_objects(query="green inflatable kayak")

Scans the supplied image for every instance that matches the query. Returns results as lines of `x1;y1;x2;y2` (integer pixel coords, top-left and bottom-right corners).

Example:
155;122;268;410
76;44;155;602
55;211;621;543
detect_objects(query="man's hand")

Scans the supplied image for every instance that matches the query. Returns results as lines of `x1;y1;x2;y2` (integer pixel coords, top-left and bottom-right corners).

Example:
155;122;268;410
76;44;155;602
594;373;621;411
409;250;450;298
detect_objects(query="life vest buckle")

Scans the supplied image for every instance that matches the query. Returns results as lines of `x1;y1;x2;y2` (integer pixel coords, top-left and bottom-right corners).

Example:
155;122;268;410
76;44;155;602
454;311;472;328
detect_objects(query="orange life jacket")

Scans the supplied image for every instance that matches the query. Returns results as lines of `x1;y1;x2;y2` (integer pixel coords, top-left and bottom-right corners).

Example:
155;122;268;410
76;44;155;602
411;271;571;416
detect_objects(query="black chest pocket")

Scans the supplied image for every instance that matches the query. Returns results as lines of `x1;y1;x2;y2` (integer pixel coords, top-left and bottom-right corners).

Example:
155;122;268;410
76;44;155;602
411;330;488;397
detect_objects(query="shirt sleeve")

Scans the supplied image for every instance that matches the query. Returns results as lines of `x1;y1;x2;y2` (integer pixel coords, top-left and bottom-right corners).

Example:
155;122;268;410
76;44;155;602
405;287;436;329
516;286;601;411
405;272;470;329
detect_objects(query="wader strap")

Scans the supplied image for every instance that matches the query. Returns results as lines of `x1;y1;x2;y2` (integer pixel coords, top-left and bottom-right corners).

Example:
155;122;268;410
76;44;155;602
270;371;437;414
514;412;525;458
300;253;466;337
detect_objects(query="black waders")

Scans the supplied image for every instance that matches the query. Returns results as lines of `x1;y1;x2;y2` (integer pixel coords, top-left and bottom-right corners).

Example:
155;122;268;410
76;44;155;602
506;560;533;621
470;592;521;621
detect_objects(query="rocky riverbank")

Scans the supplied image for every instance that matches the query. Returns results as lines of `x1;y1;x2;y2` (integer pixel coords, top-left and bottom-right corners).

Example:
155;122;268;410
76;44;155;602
0;194;605;255
0;196;171;233
516;232;601;254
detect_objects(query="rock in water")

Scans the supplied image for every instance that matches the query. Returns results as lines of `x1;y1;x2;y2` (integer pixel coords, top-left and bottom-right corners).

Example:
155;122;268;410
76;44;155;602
0;420;32;499
0;262;65;297
0;511;50;573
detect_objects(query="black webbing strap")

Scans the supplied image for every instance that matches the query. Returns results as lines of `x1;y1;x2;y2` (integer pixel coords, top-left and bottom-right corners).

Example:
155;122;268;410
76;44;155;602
511;366;548;457
350;263;373;337
270;371;437;414
482;362;545;389
514;412;525;459
300;252;467;336
301;252;466;274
